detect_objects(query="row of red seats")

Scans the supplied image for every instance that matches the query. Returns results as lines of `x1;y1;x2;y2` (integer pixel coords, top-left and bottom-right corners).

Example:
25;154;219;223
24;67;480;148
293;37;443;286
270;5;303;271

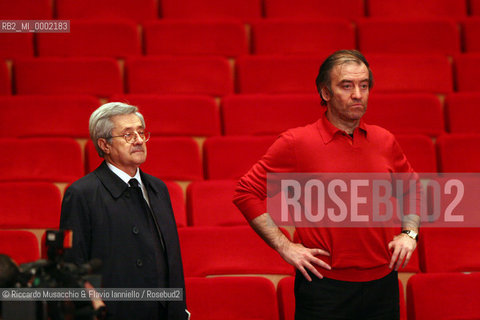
1;93;479;138
2;18;480;59
1;0;479;22
0;134;478;183
2;226;479;280
1;54;480;96
1;226;476;320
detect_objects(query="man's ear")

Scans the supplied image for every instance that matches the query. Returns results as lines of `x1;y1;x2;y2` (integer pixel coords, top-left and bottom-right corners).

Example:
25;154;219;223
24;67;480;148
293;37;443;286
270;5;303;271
321;86;331;103
97;138;111;155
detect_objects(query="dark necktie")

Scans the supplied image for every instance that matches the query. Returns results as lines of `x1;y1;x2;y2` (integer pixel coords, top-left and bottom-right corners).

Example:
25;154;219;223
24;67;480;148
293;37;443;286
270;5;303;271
128;178;168;291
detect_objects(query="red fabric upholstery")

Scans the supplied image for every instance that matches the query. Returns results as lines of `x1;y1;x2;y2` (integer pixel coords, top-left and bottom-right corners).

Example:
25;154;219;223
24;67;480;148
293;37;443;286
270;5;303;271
461;18;480;52
14;57;122;97
37;20;140;58
445;93;480;133
0;182;61;228
0;138;83;182
0;34;33;59
264;0;364;19
179;226;294;276
367;0;467;18
86;138;203;180
418;228;480;273
0;0;51;19
236;55;328;94
0;61;10;95
407;273;480;320
395;135;437;173
437;134;480;172
222;94;322;135
56;0;157;23
186;180;247;226
472;0;480;16
164;181;187;228
161;0;262;22
203;136;276;179
126;56;233;96
364;93;444;137
454;53;480;92
366;54;453;94
185;277;279;320
0;95;99;138
358;18;460;55
251;19;355;55
0;230;40;264
110;94;220;136
278;276;407;320
144;20;248;57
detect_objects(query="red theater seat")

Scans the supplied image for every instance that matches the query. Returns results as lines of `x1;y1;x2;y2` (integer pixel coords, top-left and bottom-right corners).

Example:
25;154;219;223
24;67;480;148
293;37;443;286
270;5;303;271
395;135;437;173
278;276;407;320
454;53;480;92
110;94;220;136
222;94;322;135
407;273;480;320
126;56;233;96
437;134;480;172
236;55;327;94
185;277;278;320
367;54;453;94
86;138;202;181
264;0;364;19
461;18;480;52
0;182;61;228
358;18;460;55
179;226;294;277
445;93;480;133
0;230;40;264
161;0;262;22
473;0;480;16
37;20;140;58
203;136;276;179
0;61;10;95
186;180;247;226
56;0;157;23
367;0;467;18
418;228;480;273
144;20;248;57
164;181;187;228
364;94;444;137
0;34;34;59
0;95;99;138
251;19;355;55
14;58;122;97
0;138;83;182
0;0;51;19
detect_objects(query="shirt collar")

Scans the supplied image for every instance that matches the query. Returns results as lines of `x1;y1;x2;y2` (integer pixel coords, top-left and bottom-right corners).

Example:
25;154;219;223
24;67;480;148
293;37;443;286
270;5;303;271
106;162;144;187
317;111;368;144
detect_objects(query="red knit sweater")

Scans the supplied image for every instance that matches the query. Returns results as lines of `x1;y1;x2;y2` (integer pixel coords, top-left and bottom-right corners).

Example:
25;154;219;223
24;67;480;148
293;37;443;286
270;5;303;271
233;113;416;282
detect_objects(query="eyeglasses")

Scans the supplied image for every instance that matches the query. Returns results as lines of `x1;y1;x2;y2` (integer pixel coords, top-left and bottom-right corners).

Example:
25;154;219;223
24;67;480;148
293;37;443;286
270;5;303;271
109;130;150;144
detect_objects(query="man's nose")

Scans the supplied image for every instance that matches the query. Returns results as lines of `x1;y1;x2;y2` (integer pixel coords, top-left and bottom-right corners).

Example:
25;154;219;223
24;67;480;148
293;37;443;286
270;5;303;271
352;86;362;99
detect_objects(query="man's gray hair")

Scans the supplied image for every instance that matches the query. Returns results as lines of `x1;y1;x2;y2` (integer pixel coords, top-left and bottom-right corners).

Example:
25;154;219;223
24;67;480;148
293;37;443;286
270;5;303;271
89;102;145;157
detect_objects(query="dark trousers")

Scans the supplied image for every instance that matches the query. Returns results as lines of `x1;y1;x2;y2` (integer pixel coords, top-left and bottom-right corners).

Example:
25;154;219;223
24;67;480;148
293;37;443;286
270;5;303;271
294;271;400;320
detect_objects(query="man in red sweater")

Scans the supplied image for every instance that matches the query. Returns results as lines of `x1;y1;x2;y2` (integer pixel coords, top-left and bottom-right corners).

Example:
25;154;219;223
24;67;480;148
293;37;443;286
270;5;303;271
233;50;419;320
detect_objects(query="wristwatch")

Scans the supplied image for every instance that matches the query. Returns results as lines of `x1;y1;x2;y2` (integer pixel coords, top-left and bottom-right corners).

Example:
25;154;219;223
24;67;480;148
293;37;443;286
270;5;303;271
401;229;418;241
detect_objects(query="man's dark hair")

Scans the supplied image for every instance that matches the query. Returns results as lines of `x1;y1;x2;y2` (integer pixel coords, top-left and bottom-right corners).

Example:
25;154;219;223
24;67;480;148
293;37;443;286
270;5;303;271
315;50;374;106
0;254;19;287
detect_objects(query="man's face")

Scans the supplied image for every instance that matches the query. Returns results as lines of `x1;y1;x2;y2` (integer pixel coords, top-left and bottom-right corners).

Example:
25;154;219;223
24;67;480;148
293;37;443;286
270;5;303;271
101;113;147;175
322;62;370;125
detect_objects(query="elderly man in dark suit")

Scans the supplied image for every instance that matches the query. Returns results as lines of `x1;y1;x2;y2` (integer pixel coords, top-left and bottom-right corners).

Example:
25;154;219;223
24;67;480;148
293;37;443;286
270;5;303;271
60;102;188;320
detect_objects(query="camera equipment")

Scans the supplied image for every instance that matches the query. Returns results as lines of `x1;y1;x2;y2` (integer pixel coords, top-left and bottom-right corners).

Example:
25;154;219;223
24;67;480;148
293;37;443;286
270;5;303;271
1;230;105;320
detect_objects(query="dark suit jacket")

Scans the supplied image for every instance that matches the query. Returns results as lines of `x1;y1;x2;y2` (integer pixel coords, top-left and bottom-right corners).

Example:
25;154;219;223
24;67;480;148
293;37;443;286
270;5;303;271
60;161;187;320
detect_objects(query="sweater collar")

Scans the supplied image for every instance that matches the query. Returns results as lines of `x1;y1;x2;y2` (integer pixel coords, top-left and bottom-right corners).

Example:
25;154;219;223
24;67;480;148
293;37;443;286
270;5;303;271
317;111;368;144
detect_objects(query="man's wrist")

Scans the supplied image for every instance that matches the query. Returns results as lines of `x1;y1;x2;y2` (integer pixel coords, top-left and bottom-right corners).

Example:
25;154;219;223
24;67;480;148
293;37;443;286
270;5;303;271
401;229;418;241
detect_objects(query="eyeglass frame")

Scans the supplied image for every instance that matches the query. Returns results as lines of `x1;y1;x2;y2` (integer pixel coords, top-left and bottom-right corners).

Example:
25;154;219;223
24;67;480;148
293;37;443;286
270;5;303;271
109;130;151;144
